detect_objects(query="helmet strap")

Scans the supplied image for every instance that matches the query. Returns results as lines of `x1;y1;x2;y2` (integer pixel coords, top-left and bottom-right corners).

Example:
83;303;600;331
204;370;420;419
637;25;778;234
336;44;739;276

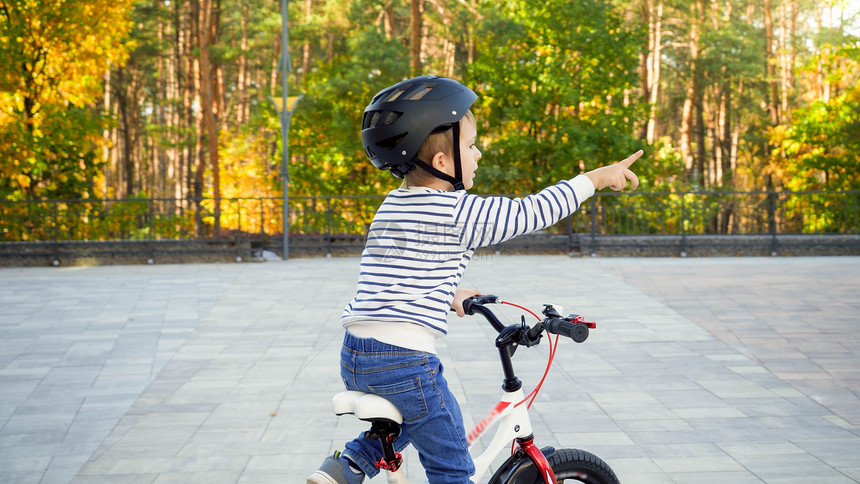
451;123;464;190
413;158;464;191
412;123;465;191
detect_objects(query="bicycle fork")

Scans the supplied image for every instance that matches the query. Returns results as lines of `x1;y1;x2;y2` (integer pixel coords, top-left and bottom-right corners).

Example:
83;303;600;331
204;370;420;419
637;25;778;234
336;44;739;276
470;389;556;484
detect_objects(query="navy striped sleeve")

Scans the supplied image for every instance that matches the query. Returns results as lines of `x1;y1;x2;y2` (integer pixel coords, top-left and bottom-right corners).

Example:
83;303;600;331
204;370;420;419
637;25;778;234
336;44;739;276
451;177;593;249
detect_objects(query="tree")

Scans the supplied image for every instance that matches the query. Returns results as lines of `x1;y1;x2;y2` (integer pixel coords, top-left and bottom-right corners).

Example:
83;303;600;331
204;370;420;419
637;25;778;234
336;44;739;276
640;0;664;144
769;42;860;192
191;0;222;234
466;0;646;194
410;0;423;76
11;0;855;242
0;0;134;200
288;0;412;197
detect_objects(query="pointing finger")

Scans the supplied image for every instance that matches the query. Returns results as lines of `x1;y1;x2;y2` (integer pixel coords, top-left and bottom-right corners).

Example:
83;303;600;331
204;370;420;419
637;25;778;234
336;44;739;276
619;149;643;169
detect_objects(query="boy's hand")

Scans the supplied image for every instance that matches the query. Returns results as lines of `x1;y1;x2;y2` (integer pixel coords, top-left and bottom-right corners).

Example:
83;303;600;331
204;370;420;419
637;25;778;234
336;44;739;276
452;288;481;317
585;150;643;191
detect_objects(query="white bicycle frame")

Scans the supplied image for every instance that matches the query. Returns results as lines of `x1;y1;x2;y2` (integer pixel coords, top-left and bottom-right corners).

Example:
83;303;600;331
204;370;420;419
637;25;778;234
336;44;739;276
467;387;549;483
335;386;550;484
332;298;576;484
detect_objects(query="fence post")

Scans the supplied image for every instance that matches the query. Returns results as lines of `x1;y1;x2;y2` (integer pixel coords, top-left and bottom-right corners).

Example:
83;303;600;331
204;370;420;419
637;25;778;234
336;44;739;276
680;193;687;257
52;201;60;266
259;198;265;258
325;198;333;257
234;199;242;262
147;198;155;264
589;196;597;256
567;214;573;256
768;191;778;256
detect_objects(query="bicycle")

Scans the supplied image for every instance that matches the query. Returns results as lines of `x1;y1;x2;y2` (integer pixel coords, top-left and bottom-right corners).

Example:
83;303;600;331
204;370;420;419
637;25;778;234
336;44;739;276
328;294;621;483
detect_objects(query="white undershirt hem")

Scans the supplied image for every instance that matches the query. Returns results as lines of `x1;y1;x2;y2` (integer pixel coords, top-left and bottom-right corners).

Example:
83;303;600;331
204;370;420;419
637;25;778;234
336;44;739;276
346;322;438;354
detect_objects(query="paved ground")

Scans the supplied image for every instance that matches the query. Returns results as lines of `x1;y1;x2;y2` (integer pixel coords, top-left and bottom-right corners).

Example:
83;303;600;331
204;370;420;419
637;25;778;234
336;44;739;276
0;256;858;484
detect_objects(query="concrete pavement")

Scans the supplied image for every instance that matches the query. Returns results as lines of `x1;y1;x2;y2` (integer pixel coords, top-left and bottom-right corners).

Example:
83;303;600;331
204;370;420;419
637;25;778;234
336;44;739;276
0;256;858;483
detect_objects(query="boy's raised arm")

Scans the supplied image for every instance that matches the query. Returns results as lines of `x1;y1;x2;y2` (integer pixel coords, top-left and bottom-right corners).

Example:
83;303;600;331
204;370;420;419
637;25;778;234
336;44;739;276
584;150;643;191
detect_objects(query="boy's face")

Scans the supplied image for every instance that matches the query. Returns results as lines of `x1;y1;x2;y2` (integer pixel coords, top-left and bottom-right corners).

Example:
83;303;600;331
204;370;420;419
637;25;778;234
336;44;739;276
458;117;481;190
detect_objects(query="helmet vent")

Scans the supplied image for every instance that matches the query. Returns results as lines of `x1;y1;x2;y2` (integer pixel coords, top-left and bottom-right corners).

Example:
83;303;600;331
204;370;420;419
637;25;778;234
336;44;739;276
382;87;407;103
362;111;375;129
378;84;435;104
382;111;401;125
364;111;402;129
378;134;406;150
407;86;433;101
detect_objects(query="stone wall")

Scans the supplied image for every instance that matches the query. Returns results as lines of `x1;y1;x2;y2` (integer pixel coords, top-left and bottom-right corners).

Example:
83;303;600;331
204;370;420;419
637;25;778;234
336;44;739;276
1;234;858;267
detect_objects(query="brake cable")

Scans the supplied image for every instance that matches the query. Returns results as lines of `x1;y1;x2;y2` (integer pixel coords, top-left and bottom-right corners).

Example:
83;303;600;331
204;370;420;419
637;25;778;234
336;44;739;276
500;301;560;409
499;300;561;455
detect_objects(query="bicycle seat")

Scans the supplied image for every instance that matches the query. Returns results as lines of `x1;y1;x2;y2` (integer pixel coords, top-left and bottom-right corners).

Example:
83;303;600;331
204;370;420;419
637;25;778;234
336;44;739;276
332;391;403;424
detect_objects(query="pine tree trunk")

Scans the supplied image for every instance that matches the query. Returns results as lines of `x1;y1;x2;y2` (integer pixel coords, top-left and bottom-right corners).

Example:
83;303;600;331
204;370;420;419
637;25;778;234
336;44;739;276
680;1;701;182
410;0;423;76
721;84;732;187
645;0;663;144
156;11;166;199
778;2;791;123
467;0;477;64
270;34;280;97
237;0;249;124
695;78;706;189
196;0;220;234
182;1;195;209
102;69;113;197
189;0;204;232
731;79;741;177
764;0;779;125
115;67;135;199
169;0;183;202
302;0;314;79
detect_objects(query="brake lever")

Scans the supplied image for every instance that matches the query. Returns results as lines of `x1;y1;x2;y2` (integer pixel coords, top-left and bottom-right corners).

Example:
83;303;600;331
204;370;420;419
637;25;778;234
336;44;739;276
472;294;500;305
542;304;563;318
522;316;544;347
461;294;500;315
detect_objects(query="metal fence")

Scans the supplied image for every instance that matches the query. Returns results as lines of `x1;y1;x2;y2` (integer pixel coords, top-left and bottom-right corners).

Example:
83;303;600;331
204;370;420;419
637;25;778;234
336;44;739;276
1;190;858;264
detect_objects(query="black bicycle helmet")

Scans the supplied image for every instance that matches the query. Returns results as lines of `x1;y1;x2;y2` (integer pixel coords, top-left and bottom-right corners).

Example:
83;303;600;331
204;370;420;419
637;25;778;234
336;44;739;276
361;75;477;189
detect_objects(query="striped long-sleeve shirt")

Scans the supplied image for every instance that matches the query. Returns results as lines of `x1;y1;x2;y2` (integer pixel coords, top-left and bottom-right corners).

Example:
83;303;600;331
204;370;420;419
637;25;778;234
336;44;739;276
342;174;595;353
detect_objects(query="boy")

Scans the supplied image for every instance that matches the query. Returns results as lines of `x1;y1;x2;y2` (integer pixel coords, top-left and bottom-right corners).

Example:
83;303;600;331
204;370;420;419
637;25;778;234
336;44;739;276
308;75;641;484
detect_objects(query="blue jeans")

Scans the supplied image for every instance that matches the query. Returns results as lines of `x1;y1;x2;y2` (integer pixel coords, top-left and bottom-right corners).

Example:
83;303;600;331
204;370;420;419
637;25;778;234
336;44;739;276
340;331;475;483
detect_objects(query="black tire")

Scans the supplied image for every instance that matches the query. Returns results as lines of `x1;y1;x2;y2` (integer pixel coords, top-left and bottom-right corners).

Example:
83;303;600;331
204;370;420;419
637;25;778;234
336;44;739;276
546;448;620;484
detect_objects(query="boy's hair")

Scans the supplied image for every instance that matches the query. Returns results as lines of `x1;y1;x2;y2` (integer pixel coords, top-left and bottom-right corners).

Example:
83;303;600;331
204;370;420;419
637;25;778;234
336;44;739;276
405;110;475;187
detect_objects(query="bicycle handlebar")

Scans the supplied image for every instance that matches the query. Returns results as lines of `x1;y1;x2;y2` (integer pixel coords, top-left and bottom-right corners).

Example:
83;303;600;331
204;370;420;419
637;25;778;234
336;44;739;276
462;295;595;344
461;294;596;393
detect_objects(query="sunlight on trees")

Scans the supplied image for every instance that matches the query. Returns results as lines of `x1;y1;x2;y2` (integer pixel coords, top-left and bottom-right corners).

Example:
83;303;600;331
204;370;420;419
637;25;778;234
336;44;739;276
0;0;134;201
0;0;857;238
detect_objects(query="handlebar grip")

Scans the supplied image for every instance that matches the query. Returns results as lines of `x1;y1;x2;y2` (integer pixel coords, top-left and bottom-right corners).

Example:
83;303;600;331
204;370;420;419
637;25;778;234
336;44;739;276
462;294;499;315
461;298;475;315
544;317;589;343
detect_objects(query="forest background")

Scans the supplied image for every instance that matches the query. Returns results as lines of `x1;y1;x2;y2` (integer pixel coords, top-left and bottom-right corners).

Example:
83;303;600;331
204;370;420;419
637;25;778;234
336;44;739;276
0;0;858;237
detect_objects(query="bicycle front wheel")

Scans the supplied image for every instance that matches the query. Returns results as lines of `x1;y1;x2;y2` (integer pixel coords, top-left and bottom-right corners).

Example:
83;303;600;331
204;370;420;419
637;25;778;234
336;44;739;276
547;448;620;484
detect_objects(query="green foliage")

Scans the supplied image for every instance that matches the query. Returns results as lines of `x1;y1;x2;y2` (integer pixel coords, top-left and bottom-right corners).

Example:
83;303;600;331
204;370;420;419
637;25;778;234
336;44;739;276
0;0;134;201
288;1;410;197
2;0;859;242
0;104;106;201
466;0;646;195
770;43;860;192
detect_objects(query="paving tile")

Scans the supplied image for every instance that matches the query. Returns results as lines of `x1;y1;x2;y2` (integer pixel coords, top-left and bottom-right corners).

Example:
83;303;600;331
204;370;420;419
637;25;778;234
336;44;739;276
151;471;241;484
668;471;764;483
653;454;746;473
1;256;858;483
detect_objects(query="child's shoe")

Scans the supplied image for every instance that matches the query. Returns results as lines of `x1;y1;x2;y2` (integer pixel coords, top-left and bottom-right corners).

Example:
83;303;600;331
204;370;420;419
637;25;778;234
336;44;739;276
306;451;365;484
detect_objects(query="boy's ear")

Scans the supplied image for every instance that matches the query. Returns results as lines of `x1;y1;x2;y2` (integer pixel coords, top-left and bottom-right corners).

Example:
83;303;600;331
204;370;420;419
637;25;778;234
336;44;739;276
431;151;449;173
